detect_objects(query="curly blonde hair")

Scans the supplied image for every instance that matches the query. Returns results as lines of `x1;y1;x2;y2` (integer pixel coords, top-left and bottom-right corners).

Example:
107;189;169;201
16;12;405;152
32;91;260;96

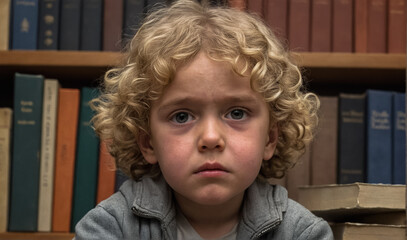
92;0;319;180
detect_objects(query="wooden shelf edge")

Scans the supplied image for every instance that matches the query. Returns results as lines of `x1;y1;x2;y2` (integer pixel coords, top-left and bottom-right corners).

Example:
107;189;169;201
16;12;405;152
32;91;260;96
0;232;74;240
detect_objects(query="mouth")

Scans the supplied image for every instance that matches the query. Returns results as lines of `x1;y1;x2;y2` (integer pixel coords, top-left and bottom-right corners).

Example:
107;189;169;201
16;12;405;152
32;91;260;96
194;162;228;175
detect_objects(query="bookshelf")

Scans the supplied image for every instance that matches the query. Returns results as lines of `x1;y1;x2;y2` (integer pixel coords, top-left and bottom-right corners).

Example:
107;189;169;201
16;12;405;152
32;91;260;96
0;232;74;240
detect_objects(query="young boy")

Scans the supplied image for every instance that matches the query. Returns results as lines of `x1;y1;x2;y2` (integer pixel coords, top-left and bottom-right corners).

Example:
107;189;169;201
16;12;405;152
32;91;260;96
74;0;333;239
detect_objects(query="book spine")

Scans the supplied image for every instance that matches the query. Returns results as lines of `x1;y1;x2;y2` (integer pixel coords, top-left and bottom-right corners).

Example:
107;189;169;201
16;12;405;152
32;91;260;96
96;141;116;204
146;0;166;12
228;0;246;10
80;0;102;51
367;0;387;53
288;0;311;51
102;0;123;51
0;108;12;232
392;92;405;184
247;0;263;17
286;147;311;201
114;169;129;192
52;88;80;232
59;0;81;50
337;93;366;184
11;0;39;50
9;73;44;231
387;0;406;53
310;96;338;185
71;87;100;231
310;0;332;52
332;0;353;52
264;0;288;41
37;79;59;232
366;90;392;184
354;0;368;53
38;0;60;50
0;0;11;50
122;0;145;45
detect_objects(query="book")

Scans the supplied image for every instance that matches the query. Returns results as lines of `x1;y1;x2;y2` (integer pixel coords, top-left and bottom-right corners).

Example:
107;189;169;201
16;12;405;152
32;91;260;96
71;87;100;231
38;0;60;50
59;0;81;50
114;169;129;192
80;0;103;51
366;90;392;184
367;0;387;53
0;108;12;232
298;183;406;222
247;0;263;17
96;141;116;204
228;0;246;10
310;96;337;185
348;211;406;225
288;0;311;51
286;147;311;201
310;0;332;52
264;0;288;41
387;0;406;53
9;73;44;231
354;0;368;53
146;0;166;12
37;79;59;232
332;0;353;52
52;88;80;232
103;0;123;51
11;0;39;50
123;0;145;45
331;223;405;240
392;92;405;184
337;93;366;184
0;0;11;50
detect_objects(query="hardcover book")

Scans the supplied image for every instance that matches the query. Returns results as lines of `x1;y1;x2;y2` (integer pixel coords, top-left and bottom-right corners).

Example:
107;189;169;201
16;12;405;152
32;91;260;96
247;0;263;17
38;0;60;50
0;0;11;50
228;0;246;10
331;223;405;240
387;0;406;53
392;92;405;184
354;0;368;52
0;108;12;232
264;0;288;41
103;0;123;51
59;0;81;50
286;147;311;201
288;0;311;51
9;73;44;231
367;0;387;53
332;0;353;52
123;0;145;45
11;0;39;49
310;0;332;52
96;141;116;204
80;0;103;51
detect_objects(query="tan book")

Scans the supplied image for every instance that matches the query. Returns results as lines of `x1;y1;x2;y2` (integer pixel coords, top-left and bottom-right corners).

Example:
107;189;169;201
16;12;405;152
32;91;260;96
0;0;11;50
0;108;12;232
331;222;405;240
38;79;60;232
286;147;311;201
298;183;405;222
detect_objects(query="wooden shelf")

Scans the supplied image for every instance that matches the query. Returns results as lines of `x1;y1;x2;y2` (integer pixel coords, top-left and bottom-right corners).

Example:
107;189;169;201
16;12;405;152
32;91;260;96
0;232;74;240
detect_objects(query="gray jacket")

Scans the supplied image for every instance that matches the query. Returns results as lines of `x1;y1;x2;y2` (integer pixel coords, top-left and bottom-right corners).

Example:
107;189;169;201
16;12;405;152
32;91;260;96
74;176;333;239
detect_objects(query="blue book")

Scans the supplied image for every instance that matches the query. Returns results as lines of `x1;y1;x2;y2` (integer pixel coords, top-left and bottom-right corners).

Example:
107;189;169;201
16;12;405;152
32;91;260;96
9;73;44;231
71;87;100;231
80;0;102;51
38;0;60;49
11;0;39;49
59;0;81;50
366;90;393;184
392;92;405;184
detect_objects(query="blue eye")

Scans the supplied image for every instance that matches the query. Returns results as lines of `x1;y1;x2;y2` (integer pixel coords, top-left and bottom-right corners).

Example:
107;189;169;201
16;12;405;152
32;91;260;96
171;112;192;124
226;109;246;120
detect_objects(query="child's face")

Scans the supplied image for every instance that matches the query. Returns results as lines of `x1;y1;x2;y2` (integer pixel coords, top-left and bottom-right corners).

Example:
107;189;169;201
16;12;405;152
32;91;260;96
140;52;277;208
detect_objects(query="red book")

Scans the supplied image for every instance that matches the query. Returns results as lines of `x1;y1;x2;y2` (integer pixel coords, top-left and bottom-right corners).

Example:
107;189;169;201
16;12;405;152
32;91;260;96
288;0;311;51
388;0;406;53
367;0;387;53
264;0;288;41
52;89;80;232
247;0;263;17
228;0;246;10
103;0;123;51
332;0;353;52
354;0;368;53
311;0;332;52
96;141;116;204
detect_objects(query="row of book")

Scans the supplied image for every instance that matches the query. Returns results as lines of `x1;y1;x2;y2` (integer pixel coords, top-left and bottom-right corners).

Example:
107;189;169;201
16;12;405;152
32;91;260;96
272;90;406;202
298;183;406;240
0;73;127;233
2;0;405;53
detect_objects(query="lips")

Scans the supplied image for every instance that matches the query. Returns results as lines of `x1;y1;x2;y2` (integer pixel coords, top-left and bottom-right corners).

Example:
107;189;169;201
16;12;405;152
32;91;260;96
194;162;228;174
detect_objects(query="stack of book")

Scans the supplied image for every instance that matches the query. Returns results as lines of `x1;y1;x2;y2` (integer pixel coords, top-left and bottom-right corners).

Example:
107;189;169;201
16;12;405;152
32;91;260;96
298;183;406;240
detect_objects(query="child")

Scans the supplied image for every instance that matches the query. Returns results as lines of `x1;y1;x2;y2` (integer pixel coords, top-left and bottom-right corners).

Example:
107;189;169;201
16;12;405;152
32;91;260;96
74;0;333;239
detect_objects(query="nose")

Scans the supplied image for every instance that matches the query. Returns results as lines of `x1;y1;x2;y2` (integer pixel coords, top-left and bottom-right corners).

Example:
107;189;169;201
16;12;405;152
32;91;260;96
197;117;225;152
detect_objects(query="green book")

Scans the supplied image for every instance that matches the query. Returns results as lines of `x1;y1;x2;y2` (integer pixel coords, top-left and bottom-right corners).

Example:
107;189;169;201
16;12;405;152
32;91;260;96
71;87;100;231
9;73;44;231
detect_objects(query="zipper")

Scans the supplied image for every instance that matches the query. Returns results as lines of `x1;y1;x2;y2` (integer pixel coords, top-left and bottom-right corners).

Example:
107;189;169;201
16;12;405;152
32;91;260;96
254;220;281;239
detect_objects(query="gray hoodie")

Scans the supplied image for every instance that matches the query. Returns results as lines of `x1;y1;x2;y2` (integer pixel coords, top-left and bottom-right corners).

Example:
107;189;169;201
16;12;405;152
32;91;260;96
74;176;333;239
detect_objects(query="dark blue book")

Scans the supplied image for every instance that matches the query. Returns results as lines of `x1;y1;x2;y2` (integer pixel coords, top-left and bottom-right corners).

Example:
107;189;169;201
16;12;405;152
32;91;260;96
38;0;60;49
11;0;39;49
114;169;129;192
59;0;81;50
337;93;366;184
71;87;100;231
392;92;405;184
366;90;393;184
80;0;102;51
123;0;145;45
9;73;44;231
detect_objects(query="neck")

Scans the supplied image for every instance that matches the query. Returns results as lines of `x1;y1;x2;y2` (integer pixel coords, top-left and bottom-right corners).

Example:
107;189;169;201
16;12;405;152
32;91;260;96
175;192;244;239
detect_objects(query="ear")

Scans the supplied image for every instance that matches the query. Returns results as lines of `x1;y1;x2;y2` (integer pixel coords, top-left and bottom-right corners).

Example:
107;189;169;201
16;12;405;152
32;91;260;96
138;132;158;164
263;124;278;161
